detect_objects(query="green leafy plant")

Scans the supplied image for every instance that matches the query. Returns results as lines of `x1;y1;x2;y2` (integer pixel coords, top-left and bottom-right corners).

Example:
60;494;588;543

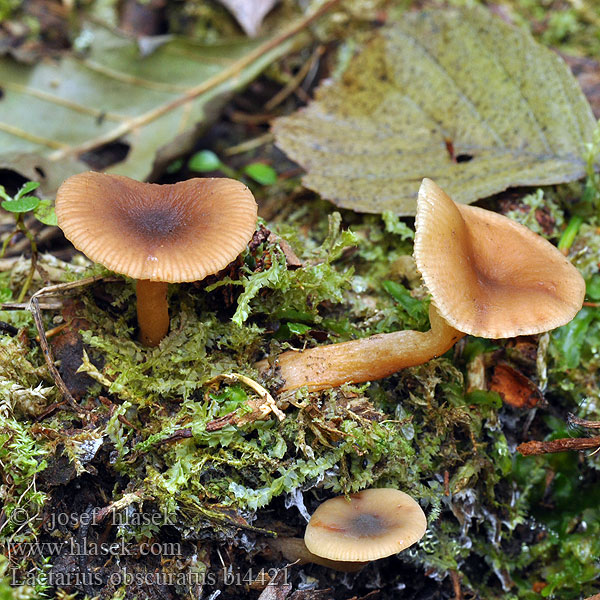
0;181;56;302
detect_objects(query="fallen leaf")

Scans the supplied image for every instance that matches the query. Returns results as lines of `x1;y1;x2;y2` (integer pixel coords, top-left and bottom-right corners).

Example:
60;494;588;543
218;0;280;37
489;363;542;409
273;7;597;215
0;154;84;199
0;9;322;187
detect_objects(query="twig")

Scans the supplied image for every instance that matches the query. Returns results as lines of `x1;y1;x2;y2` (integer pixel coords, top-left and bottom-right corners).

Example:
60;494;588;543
224;132;274;156
94;492;144;523
450;570;463;600
161;428;193;443
567;413;600;429
49;0;342;160
265;44;325;111
517;436;600;456
29;297;87;417
229;111;276;125
36;321;71;342
206;412;237;431
1;301;64;311
29;275;120;301
34;400;68;421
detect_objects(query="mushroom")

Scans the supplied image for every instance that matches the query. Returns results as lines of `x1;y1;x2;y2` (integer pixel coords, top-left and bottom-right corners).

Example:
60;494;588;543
259;178;585;392
55;172;257;346
304;488;427;562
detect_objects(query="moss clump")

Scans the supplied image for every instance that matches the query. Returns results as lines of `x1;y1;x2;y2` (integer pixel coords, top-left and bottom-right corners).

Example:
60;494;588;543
0;186;599;598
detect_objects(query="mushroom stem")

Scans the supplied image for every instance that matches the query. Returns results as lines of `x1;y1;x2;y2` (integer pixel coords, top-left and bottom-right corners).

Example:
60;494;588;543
260;305;465;392
136;280;169;347
266;537;367;572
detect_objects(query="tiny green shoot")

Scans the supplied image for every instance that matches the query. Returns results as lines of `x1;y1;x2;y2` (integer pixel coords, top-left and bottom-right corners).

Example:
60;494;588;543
188;151;278;186
188;150;237;178
243;163;277;186
0;181;56;301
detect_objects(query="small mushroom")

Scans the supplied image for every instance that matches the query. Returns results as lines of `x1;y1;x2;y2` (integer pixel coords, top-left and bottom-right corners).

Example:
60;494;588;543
260;179;585;392
56;172;257;346
257;179;585;392
304;488;427;562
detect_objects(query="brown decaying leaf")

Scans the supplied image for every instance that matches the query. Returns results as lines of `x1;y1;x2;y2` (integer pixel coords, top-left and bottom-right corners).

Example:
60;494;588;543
218;0;280;37
489;363;542;409
273;7;597;215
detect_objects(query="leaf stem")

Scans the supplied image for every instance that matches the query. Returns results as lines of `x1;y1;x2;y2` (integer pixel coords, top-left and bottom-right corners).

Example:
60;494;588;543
558;215;583;253
0;228;17;259
15;214;38;302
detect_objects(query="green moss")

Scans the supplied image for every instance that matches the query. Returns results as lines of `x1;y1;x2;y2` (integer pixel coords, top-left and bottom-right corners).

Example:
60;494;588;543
0;174;599;598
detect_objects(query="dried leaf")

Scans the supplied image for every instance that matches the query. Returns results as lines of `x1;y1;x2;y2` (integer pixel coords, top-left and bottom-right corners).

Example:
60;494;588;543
273;7;597;215
0;14;314;187
489;363;542;409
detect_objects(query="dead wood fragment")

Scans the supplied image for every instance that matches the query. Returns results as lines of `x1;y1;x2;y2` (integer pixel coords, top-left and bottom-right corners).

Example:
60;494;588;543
205;413;237;431
161;428;193;443
268;232;303;268
489;363;542;409
50;299;95;398
567;413;600;429
517;436;600;456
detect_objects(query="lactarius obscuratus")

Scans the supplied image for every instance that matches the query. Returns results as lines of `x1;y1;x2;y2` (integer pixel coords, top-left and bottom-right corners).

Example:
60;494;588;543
304;488;427;562
266;488;426;570
56;172;257;346
259;178;585;392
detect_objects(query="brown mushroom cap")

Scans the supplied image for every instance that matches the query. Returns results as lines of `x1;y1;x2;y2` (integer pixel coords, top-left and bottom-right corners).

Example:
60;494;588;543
55;172;257;282
304;489;427;562
414;178;585;338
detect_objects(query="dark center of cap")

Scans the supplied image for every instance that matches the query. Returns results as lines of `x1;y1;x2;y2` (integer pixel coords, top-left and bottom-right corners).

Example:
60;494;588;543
350;513;386;537
120;203;188;243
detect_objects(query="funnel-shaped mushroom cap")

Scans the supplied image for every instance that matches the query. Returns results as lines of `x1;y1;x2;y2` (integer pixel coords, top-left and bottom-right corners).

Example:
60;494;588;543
56;172;257;282
414;179;585;338
304;489;427;562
